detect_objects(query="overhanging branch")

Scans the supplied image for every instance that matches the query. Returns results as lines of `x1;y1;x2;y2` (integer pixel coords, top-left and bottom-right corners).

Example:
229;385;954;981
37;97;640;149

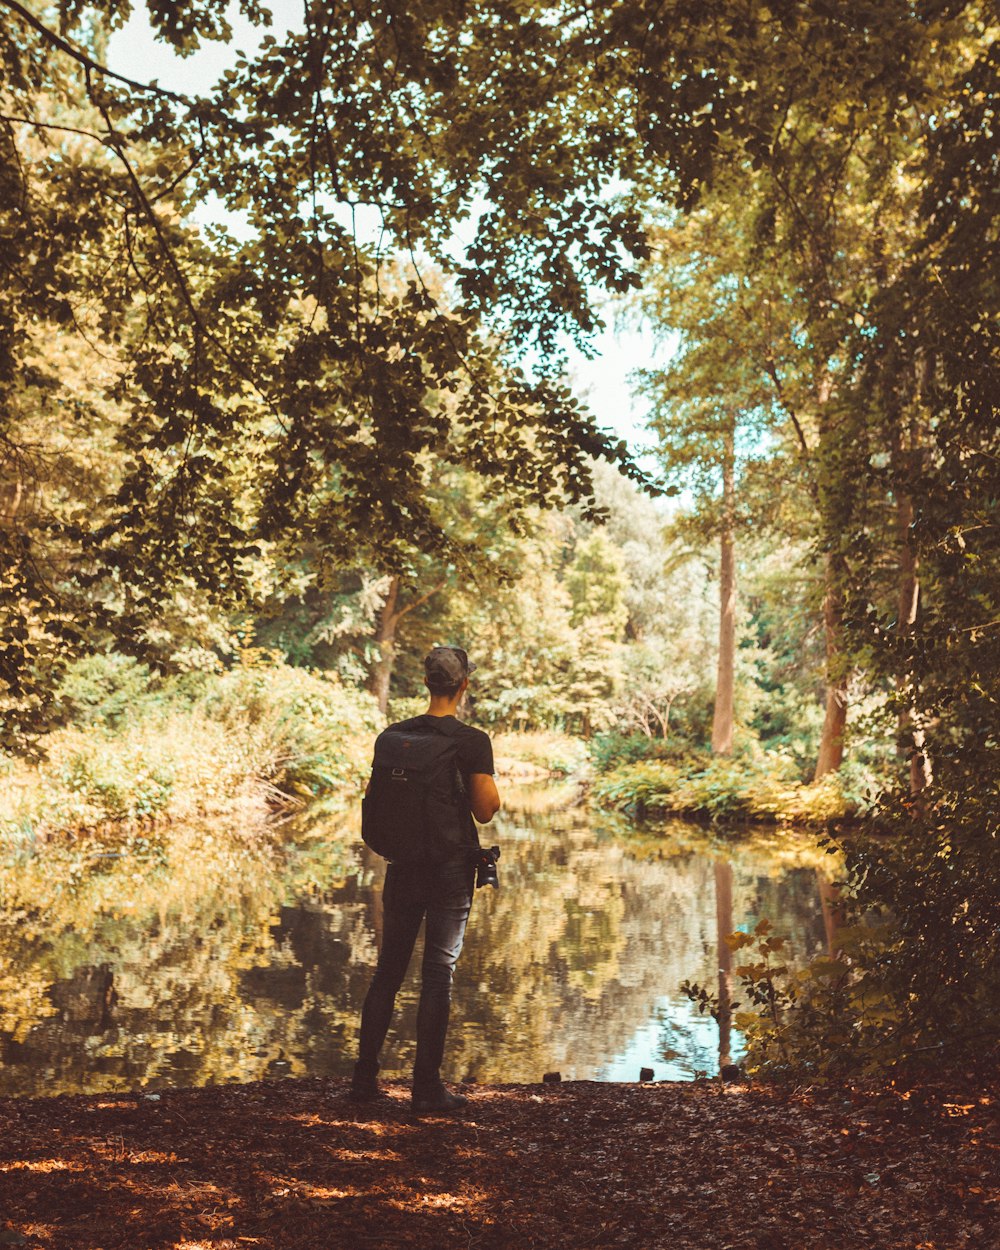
0;0;191;104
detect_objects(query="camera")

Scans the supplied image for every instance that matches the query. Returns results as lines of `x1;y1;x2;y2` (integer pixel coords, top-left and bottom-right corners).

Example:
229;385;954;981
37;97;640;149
475;845;501;890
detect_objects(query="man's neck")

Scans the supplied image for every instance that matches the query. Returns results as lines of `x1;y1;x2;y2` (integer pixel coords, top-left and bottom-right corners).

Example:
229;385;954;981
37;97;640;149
426;696;461;718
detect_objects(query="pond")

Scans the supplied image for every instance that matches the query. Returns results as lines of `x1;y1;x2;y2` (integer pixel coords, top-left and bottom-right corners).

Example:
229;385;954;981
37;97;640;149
0;786;835;1097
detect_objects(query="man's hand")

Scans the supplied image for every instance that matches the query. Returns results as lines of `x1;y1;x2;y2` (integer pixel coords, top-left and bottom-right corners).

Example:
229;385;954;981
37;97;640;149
468;773;501;823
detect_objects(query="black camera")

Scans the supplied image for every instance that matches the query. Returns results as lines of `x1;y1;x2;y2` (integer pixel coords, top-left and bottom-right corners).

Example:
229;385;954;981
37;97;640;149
475;845;501;890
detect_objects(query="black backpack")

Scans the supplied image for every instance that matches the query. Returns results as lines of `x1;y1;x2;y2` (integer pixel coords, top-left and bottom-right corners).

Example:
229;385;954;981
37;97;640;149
361;719;469;863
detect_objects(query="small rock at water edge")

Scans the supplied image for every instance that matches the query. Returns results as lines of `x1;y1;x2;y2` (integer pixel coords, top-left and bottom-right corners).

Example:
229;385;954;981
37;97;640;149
639;1067;655;1082
542;1071;561;1083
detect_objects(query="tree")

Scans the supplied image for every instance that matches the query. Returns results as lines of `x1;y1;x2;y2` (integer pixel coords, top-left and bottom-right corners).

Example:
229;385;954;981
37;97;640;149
588;460;718;740
561;530;629;736
812;21;1000;1066
633;0;999;1066
1;0;660;743
637;198;784;757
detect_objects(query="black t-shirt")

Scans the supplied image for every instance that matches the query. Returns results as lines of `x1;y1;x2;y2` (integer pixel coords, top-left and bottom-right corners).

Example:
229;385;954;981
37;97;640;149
386;713;494;843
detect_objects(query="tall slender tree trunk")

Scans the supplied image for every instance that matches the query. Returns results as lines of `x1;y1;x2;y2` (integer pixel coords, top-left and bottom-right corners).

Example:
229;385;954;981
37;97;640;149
712;426;736;756
714;859;734;1070
369;576;401;717
813;552;848;780
813;550;849;954
893;458;932;795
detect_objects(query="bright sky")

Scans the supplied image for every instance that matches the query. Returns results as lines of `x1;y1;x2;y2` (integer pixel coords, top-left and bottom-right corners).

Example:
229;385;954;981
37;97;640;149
105;3;662;461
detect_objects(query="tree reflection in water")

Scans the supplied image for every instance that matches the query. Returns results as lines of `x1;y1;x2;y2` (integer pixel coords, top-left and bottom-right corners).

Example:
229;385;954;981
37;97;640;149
715;860;734;1071
0;793;830;1095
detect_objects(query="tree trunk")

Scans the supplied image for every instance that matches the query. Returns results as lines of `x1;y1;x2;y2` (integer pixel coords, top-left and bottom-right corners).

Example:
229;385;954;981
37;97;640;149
714;859;734;1070
369;576;401;717
367;575;449;716
816;871;843;958
893;469;932;794
654;698;672;739
813;552;848;780
711;427;736;756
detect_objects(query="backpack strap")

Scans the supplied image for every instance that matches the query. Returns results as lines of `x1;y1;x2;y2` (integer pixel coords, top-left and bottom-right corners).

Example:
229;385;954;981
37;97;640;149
421;717;465;795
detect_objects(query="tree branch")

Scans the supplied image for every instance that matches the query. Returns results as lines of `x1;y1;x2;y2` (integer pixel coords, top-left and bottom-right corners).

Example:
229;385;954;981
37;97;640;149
763;355;814;470
0;0;190;104
0;111;119;146
395;578;449;622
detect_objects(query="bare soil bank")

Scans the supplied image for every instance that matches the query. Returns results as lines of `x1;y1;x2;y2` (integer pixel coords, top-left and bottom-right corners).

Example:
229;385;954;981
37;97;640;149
0;1073;995;1249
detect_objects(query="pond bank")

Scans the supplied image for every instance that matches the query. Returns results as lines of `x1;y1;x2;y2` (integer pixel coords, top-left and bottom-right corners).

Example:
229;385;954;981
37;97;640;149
0;1072;994;1248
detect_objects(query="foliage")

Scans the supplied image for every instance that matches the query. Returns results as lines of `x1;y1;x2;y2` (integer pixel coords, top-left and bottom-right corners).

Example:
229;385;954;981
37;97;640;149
625;1;999;1070
1;0;666;744
594;755;850;826
0;0;996;1080
0;658;380;842
55;652;162;728
200;657;381;799
491;730;590;778
589;730;704;775
682;918;860;1075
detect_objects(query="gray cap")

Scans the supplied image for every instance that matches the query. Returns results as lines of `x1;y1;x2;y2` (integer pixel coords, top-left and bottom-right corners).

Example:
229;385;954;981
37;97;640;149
424;646;476;688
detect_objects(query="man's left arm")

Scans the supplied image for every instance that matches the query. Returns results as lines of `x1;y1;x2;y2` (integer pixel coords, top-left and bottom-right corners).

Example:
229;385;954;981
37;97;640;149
466;730;500;823
469;773;500;823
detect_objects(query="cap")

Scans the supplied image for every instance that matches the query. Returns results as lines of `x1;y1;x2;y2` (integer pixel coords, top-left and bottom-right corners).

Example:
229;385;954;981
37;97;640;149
424;646;476;688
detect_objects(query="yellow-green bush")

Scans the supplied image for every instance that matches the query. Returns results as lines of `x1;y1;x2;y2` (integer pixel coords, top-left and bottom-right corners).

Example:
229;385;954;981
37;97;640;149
0;662;382;844
200;663;382;799
592;754;851;826
492;730;590;777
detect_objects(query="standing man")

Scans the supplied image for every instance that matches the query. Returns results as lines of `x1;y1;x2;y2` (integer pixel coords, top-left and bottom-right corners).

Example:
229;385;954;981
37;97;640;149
352;646;501;1114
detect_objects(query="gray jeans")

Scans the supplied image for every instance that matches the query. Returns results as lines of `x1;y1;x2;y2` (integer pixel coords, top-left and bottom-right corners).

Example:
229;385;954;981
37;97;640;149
357;858;474;1091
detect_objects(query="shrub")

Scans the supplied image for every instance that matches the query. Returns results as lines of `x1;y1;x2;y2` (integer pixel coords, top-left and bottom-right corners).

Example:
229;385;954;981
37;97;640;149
56;653;161;728
492;730;590;777
591;760;687;817
1;661;382;843
200;663;382;798
588;731;703;774
386;695;426;724
56;738;175;822
592;753;851;825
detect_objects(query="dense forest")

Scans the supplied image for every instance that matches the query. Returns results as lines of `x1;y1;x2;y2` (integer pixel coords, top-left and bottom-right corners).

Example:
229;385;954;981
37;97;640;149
1;0;997;1083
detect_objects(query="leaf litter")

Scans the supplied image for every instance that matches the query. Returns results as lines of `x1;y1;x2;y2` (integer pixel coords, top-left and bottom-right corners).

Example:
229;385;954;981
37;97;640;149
0;1072;996;1248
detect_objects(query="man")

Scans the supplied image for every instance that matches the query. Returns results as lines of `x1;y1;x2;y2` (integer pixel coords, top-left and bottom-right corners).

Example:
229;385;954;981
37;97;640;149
352;646;501;1114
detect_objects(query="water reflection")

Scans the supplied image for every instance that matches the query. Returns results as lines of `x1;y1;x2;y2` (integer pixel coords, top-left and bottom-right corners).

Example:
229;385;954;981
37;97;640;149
715;860;734;1071
0;792;831;1096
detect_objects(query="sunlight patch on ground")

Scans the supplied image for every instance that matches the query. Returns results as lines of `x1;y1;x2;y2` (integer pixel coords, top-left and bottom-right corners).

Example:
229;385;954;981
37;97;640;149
276;1183;356;1200
326;1148;404;1162
389;1187;487;1213
0;1158;75;1172
90;1138;187;1165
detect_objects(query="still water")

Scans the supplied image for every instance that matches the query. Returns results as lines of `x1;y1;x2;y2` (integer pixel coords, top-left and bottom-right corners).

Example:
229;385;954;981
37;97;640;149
0;787;831;1096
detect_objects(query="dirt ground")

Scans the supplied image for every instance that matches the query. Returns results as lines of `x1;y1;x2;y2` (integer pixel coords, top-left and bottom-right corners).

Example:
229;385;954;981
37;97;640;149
0;1073;996;1249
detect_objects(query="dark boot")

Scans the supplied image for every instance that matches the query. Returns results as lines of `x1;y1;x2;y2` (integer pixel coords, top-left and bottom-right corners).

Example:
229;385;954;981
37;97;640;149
411;1083;468;1115
350;1060;382;1103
